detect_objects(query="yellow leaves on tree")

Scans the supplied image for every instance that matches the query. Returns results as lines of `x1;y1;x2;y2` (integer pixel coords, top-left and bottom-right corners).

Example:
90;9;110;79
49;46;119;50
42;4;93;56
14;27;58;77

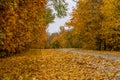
67;0;102;50
67;0;120;51
0;0;47;55
100;0;120;50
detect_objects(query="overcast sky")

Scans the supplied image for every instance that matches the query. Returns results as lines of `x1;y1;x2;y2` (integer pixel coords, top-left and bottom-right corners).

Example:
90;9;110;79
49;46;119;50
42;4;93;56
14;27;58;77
46;0;77;34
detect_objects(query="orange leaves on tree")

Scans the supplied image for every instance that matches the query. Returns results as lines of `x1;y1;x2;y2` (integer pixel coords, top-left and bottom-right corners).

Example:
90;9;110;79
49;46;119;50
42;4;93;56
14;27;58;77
0;0;47;56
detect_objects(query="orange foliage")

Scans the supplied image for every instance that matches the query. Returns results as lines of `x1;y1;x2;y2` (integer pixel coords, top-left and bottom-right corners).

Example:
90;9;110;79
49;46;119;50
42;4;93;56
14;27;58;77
0;0;47;54
67;0;120;51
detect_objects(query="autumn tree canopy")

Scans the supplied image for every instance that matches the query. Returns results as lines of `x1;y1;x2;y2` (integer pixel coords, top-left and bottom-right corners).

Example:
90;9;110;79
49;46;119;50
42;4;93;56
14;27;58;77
67;0;120;51
0;0;47;54
50;0;120;51
0;0;68;57
0;0;120;57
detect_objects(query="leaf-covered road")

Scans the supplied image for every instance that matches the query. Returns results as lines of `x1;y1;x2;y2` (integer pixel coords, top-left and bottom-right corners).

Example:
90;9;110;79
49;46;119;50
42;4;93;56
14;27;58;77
59;49;120;79
59;49;120;61
0;49;120;80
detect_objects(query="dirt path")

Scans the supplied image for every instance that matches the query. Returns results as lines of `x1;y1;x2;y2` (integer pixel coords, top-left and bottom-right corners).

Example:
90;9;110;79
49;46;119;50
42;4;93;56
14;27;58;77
59;49;120;61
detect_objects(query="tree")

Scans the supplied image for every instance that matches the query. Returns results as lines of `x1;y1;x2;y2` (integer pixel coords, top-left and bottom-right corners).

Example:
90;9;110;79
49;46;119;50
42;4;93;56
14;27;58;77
49;27;74;48
100;0;120;50
45;8;55;25
0;0;47;56
67;0;120;51
48;0;68;18
68;0;103;50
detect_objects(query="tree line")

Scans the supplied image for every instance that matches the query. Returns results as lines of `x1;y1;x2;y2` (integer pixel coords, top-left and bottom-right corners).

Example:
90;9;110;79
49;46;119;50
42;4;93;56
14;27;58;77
49;0;120;51
0;0;120;57
0;0;67;57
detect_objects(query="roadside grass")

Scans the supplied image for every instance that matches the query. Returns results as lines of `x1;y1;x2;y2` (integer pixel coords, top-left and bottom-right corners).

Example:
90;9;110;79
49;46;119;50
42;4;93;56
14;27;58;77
0;49;120;80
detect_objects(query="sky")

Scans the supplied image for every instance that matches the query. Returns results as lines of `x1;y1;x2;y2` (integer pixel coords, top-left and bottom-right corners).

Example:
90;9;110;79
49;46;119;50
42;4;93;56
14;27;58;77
46;0;77;34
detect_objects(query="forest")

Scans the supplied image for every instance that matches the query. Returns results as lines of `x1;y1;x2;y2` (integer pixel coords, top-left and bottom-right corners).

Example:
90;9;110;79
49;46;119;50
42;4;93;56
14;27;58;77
49;0;120;51
0;0;120;57
0;0;120;79
0;0;68;57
